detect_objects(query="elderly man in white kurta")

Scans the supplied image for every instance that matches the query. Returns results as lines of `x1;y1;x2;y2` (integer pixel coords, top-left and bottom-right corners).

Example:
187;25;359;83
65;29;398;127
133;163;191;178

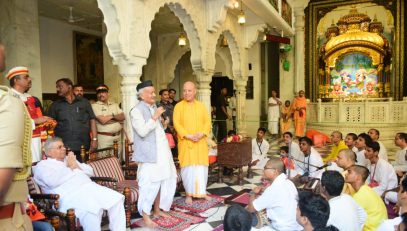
33;138;126;231
130;80;177;228
267;90;281;136
251;127;270;169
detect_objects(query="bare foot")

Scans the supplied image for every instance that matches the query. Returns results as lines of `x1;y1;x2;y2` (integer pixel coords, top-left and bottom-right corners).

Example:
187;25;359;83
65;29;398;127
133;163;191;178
143;216;158;228
153;210;170;218
185;196;193;205
204;195;212;201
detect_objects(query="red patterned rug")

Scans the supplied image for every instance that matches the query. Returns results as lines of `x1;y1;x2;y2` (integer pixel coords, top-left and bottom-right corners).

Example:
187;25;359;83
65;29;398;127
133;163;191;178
131;211;206;231
172;195;224;213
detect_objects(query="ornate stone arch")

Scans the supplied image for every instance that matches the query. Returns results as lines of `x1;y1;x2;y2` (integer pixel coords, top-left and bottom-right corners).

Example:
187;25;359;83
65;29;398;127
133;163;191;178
222;30;242;79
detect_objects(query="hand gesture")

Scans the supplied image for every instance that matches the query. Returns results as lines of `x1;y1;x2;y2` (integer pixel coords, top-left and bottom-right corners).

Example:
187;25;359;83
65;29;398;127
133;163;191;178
153;106;166;120
67;152;79;170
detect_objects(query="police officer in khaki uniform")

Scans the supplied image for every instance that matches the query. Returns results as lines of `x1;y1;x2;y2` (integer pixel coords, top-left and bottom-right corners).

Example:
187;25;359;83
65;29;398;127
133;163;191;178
91;84;125;154
0;85;33;230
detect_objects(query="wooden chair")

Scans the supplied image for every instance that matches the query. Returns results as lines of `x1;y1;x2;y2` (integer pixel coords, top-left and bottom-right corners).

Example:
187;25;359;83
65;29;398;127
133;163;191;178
27;176;79;231
217;138;252;185
82;143;138;227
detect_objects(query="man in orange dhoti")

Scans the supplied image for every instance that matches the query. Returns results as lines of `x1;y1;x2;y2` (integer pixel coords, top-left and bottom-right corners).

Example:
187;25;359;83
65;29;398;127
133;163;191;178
292;90;307;137
173;81;211;204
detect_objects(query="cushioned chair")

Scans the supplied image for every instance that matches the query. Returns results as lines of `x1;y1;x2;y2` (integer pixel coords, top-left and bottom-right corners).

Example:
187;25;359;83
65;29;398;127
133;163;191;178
27;176;79;231
83;145;138;227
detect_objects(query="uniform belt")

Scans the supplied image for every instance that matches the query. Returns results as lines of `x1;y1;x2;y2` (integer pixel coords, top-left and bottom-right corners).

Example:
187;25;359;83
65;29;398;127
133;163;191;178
0;203;25;219
97;131;120;136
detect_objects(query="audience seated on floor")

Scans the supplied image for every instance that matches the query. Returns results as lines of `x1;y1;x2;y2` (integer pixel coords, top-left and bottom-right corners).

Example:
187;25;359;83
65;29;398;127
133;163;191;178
320;170;366;230
334;149;357;195
393;133;407;175
345;133;359;153
345;165;387;230
378;176;407;230
295;136;324;180
323;131;348;163
296;191;339;231
33;137;126;231
250;127;270;170
246;157;302;231
280;146;297;178
368;129;388;161
282;132;302;173
365;141;398;196
224;204;252;231
355;133;372;166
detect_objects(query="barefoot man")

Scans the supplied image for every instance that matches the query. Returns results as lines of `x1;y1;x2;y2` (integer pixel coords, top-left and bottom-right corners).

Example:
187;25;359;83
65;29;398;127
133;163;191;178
174;81;211;204
130;80;177;227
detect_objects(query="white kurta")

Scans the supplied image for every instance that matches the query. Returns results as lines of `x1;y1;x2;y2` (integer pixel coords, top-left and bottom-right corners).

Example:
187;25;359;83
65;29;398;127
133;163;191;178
355;149;369;166
130;104;177;215
297;149;324;179
377;141;388;161
377;216;401;231
286;141;302;171
251;138;270;169
252;174;302;231
366;158;398;196
393;147;407;172
327;194;367;231
267;97;280;134
33;158;125;231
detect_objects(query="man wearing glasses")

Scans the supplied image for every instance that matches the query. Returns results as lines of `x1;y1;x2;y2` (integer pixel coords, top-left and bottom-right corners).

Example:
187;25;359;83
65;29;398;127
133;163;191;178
33;137;126;231
246;157;302;230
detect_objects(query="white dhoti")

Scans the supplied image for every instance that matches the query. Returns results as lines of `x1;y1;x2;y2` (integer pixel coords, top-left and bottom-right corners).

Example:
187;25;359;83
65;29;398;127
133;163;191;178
137;167;177;215
181;165;208;197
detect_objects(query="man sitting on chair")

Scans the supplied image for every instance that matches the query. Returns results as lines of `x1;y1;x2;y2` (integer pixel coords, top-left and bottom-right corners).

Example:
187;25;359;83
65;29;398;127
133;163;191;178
33;137;126;231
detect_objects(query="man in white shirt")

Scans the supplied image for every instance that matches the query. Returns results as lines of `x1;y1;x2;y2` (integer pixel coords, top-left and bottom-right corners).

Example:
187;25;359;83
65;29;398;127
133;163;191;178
251;127;270;169
130;80;177;227
283;132;302;172
393;132;407;174
377;176;407;231
246;157;302;231
33;138;126;231
320;170;367;230
296;136;324;179
345;133;359;153
368;128;388;161
365;141;398;197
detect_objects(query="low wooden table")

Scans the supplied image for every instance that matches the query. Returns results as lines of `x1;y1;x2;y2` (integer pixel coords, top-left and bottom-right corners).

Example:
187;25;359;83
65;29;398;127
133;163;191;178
217;139;252;185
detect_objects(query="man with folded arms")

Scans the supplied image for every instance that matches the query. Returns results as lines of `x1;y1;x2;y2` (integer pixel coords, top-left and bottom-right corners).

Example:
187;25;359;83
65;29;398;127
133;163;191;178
91;84;125;151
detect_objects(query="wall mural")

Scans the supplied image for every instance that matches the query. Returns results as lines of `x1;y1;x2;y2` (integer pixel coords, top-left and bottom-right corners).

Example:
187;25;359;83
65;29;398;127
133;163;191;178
330;53;378;97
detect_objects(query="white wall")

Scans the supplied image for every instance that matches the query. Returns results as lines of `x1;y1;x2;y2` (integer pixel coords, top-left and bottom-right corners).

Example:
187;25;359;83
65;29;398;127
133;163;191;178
39;17;102;93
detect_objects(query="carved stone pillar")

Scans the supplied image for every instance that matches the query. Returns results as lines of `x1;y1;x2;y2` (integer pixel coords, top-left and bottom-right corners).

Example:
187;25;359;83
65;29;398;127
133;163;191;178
118;60;144;139
293;6;306;94
235;80;247;135
196;70;213;118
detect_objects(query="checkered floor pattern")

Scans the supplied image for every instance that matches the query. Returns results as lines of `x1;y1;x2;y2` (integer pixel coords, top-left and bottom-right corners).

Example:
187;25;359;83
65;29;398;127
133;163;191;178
130;168;264;231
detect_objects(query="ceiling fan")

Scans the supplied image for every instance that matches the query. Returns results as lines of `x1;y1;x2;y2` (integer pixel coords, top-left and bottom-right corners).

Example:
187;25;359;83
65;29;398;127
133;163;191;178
66;6;84;23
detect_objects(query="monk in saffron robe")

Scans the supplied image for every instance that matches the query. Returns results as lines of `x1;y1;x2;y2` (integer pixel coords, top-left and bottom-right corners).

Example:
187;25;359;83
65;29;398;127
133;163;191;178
173;81;211;204
292;90;307;137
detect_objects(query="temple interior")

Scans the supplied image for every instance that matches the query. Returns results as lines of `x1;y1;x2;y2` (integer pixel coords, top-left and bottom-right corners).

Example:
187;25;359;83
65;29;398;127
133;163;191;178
0;0;406;230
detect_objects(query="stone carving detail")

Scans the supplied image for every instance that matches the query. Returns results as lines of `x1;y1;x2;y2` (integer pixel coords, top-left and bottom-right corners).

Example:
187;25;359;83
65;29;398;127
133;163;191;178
323;106;337;122
345;106;361;122
369;106;386;122
391;105;403;122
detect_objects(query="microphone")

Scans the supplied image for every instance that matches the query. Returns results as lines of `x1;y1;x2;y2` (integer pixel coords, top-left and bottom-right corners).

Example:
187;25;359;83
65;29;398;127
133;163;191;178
316;162;332;170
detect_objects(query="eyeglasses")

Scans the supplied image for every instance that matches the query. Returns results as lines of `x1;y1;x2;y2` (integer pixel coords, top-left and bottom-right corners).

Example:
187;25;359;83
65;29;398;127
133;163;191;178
264;167;276;171
50;145;66;150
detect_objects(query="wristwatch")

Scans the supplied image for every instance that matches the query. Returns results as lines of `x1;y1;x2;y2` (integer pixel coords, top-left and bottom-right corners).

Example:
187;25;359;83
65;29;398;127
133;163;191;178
92;137;98;141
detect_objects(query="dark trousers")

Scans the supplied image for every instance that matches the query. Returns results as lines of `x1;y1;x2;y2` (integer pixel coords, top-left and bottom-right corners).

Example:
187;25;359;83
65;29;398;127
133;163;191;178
217;120;227;142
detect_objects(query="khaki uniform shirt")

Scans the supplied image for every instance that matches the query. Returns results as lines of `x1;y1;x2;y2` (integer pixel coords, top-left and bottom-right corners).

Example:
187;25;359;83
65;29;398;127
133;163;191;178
0;86;32;230
92;101;123;133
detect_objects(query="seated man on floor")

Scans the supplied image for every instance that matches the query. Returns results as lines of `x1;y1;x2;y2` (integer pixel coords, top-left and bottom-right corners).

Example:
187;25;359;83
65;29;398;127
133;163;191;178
323;131;348;163
295;136;324;180
296;191;339;231
345;165;387;230
246;157;302;231
251;127;270;169
320;170;366;230
368;128;388;161
365;141;398;197
335;149;357;195
282;132;302;172
345;133;359;153
393;132;407;176
33;137;126;231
